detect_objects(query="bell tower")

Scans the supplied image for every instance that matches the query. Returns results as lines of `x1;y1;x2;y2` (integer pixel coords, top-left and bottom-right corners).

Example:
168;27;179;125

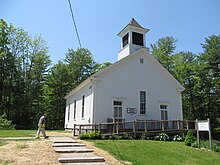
118;18;149;61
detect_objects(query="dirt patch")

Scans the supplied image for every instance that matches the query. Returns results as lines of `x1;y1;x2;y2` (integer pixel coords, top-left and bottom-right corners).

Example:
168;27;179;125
0;139;59;165
0;132;127;165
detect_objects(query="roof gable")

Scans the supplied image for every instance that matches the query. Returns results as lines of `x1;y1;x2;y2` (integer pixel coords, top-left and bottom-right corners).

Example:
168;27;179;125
93;48;184;90
65;48;184;99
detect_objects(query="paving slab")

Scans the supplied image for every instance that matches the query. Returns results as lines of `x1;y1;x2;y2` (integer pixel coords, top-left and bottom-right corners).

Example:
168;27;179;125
67;163;108;165
50;136;107;164
50;136;77;143
55;148;94;153
52;143;85;147
58;157;105;163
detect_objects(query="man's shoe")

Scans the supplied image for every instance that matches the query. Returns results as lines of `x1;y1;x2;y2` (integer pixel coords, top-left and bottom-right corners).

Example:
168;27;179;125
35;137;39;139
45;136;49;139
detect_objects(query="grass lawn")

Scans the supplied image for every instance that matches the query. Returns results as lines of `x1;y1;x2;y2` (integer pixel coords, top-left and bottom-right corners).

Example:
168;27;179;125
92;140;220;165
0;130;66;138
0;130;36;138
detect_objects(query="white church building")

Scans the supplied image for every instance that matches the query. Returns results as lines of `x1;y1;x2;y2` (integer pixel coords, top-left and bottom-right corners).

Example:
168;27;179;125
64;18;184;129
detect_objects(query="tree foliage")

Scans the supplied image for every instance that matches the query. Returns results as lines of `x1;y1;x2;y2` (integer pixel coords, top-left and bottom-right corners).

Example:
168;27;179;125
0;18;219;138
150;35;220;138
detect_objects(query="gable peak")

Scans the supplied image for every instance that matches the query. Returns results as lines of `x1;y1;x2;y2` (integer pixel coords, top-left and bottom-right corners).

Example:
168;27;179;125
128;18;142;28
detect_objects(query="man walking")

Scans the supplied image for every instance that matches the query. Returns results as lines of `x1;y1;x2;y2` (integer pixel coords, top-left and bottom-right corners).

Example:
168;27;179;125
36;113;49;139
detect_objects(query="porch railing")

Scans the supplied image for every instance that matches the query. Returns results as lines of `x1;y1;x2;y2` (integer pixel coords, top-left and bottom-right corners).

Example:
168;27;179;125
72;119;195;136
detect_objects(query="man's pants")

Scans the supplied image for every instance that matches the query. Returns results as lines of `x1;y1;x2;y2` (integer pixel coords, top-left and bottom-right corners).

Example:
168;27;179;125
36;127;46;138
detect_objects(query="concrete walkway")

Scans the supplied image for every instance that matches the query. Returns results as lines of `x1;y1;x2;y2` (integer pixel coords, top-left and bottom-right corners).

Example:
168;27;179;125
50;136;107;164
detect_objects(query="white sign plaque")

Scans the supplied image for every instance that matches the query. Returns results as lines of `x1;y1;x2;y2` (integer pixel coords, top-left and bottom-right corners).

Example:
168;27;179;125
196;119;212;151
198;121;209;131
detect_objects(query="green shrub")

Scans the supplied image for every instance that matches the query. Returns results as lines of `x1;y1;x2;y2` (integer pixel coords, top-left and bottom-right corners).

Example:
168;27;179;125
173;134;183;142
108;134;123;140
0;114;15;130
184;130;196;146
155;133;170;141
199;140;220;152
122;133;133;140
212;143;220;152
79;131;102;140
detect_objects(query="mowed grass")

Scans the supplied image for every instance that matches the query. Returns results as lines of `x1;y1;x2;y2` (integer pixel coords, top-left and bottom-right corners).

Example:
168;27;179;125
93;140;220;165
0;130;36;138
0;130;66;138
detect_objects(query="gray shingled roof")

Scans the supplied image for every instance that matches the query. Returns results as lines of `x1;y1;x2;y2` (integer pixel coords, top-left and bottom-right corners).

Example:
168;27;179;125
128;18;142;28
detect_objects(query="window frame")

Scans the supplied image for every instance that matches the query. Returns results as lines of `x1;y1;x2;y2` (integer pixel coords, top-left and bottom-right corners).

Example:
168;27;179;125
74;100;76;120
82;95;85;118
140;91;146;114
132;32;143;46
122;33;129;47
67;103;70;121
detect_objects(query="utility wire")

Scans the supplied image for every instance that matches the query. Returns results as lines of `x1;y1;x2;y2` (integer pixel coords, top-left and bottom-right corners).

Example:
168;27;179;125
67;0;82;48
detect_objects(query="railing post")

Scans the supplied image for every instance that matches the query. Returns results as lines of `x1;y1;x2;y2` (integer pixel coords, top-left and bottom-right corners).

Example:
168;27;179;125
113;118;115;133
79;125;82;135
177;120;180;130
116;121;119;134
73;124;76;136
94;123;97;131
144;120;148;134
99;123;101;132
161;120;164;131
186;120;189;130
133;120;136;137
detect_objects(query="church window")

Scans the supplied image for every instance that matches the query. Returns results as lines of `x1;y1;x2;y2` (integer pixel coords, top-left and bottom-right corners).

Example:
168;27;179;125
132;32;143;46
122;33;129;47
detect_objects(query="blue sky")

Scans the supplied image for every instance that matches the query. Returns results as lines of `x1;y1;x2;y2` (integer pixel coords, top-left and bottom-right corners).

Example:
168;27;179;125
1;0;220;64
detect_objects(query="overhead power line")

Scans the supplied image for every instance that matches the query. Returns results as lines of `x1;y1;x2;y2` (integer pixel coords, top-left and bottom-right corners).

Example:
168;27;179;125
67;0;82;48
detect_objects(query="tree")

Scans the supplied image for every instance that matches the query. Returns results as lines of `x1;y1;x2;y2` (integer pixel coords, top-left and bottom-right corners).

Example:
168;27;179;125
0;19;51;129
65;48;97;88
172;52;200;120
150;36;177;73
199;35;220;128
44;61;70;129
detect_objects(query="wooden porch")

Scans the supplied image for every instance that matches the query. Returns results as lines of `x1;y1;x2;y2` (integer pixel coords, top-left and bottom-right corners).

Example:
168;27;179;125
72;119;196;137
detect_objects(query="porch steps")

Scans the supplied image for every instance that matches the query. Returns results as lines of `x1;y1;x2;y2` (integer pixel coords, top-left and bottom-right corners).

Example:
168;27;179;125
50;137;106;164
